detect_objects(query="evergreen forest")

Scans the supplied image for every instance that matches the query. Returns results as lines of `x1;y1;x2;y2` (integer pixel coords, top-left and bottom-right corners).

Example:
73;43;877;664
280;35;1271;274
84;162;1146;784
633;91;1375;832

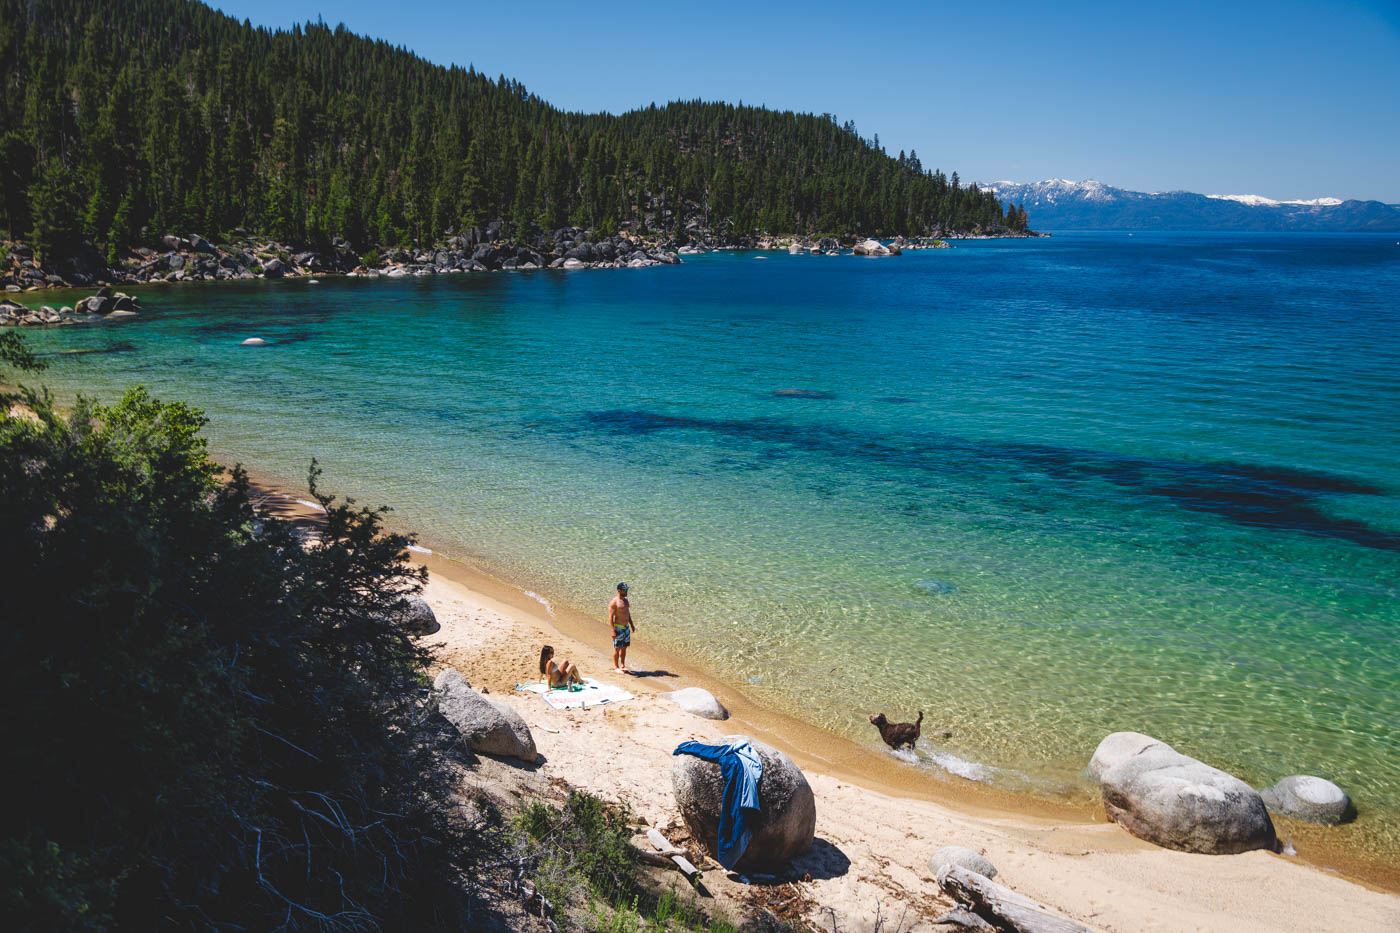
1;0;1027;263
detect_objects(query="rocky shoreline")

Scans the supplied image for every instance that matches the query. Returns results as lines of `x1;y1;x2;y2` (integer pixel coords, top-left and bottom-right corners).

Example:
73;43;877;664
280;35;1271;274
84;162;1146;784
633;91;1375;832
1;286;145;327
2;221;1040;325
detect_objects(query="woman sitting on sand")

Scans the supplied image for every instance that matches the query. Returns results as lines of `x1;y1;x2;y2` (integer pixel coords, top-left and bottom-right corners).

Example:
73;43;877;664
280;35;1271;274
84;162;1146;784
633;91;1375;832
539;645;583;689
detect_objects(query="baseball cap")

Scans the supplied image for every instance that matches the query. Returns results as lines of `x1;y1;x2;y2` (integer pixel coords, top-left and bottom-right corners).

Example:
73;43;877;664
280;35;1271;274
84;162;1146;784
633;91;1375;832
617;582;629;591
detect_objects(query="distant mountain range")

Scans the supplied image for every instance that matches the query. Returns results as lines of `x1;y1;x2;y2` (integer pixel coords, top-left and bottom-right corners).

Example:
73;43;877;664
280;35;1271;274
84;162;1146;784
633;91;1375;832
979;179;1400;232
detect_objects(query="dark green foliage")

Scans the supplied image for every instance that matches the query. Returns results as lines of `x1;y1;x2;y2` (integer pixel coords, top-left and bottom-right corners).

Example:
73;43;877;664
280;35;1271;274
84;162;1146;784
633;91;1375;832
0;0;1013;262
0;378;474;929
518;791;640;906
0;331;45;379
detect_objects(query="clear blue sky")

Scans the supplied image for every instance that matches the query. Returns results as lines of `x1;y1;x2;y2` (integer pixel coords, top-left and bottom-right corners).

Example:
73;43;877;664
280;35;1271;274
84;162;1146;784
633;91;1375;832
211;0;1400;202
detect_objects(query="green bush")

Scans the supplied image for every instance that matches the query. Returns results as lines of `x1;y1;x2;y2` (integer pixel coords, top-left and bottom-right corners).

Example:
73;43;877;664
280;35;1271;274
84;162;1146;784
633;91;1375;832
515;790;740;931
0;367;475;929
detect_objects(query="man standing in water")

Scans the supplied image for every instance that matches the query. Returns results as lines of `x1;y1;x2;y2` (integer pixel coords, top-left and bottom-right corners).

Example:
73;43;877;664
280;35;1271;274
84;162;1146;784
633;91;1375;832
609;582;636;674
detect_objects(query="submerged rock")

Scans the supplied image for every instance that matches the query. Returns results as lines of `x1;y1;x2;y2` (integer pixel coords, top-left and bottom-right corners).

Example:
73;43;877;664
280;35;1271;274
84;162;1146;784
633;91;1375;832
773;388;835;399
1259;775;1355;825
240;337;268;346
1090;732;1276;854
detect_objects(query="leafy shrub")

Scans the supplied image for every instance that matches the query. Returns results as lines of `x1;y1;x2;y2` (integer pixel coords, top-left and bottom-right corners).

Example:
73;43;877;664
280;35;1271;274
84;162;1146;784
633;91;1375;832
0;372;475;929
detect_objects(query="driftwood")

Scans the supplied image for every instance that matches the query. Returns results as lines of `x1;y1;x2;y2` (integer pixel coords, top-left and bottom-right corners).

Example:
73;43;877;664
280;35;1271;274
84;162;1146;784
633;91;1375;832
933;905;999;932
646;828;701;882
936;866;1093;933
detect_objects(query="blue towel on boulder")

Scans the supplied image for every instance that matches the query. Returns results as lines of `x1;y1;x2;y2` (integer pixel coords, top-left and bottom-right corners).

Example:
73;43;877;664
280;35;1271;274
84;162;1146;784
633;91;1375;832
673;739;763;869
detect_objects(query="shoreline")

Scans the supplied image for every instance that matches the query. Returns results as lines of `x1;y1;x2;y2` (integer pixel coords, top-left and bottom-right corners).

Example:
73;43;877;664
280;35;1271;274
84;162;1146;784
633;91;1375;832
240;463;1400;910
2;228;1043;297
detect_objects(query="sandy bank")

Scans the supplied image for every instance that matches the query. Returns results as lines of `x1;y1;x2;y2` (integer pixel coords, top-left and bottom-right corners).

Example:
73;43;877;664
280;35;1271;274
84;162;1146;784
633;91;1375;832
245;481;1400;932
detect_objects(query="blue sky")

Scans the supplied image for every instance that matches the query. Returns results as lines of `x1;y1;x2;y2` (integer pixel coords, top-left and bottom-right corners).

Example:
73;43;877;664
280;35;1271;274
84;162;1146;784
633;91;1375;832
211;0;1400;202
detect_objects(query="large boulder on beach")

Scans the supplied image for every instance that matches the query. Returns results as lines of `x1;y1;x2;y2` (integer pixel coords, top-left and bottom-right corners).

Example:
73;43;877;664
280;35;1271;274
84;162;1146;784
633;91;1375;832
665;687;729;720
395;595;440;636
433;669;536;762
1259;775;1355;825
853;238;892;257
928;846;997;880
672;735;815;870
1089;732;1276;854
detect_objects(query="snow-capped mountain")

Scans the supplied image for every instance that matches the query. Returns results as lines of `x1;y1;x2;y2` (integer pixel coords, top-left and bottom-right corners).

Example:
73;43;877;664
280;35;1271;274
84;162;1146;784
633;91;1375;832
979;179;1400;231
1207;194;1344;208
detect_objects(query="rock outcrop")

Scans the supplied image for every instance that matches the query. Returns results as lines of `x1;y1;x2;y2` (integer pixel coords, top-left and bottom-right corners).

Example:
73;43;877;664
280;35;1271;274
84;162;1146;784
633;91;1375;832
1259;775;1354;825
664;687;729;720
672;735;815;871
433;669;536;762
1089;732;1276;854
853;238;893;257
2;289;143;327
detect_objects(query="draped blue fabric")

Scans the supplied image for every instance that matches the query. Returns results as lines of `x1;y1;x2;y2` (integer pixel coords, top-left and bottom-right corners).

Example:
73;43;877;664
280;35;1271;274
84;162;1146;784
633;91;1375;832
673;739;764;869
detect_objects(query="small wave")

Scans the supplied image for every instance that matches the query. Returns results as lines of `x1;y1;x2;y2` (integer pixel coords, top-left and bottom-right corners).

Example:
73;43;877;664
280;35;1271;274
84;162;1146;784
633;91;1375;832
888;745;992;783
523;590;554;615
923;749;992;782
406;544;432;555
293;498;327;512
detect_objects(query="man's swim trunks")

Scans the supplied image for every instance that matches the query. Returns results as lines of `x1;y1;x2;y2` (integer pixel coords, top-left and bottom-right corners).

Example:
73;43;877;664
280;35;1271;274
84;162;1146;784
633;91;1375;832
612;626;631;649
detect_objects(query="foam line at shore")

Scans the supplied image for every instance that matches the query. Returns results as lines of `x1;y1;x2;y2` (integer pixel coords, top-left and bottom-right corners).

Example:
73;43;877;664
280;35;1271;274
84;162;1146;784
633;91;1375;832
523;590;555;615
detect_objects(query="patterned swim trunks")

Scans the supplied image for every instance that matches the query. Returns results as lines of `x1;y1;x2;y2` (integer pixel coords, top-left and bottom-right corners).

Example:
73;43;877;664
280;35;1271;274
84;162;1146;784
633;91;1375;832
612;626;631;649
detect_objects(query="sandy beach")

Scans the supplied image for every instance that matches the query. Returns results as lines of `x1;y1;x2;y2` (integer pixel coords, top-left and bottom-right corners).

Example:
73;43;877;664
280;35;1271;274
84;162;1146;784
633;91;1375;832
242;481;1400;932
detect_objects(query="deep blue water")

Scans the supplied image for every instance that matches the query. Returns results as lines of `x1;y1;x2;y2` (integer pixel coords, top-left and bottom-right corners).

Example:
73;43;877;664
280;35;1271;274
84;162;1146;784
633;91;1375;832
19;231;1400;859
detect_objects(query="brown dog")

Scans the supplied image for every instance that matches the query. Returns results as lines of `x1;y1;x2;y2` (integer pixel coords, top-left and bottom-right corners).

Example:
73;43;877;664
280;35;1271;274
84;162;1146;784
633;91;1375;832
870;711;923;750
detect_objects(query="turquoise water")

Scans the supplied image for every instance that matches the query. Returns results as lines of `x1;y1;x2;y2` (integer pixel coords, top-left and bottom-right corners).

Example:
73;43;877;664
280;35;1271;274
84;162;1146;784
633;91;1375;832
19;233;1400;860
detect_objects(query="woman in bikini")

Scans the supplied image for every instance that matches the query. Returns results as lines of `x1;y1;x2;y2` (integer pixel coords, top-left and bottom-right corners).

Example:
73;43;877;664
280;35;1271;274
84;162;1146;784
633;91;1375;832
539;645;583;688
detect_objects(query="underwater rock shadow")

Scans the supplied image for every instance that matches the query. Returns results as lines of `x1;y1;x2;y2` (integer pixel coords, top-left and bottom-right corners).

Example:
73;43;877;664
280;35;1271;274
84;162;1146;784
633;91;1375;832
580;409;1400;552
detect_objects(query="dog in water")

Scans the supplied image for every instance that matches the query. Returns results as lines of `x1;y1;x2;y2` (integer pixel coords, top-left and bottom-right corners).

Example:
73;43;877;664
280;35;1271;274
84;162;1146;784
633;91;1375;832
869;712;951;751
870;711;923;750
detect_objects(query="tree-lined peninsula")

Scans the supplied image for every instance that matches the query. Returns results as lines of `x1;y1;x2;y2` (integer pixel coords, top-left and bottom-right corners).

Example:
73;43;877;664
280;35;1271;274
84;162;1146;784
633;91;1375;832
1;0;1027;269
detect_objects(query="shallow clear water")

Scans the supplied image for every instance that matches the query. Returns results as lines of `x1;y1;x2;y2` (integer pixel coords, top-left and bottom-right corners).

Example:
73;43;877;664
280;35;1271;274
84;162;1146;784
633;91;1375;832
20;233;1400;861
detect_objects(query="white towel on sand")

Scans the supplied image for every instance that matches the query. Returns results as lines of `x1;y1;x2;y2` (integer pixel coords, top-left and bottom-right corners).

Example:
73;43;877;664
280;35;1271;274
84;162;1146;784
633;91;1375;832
515;678;635;710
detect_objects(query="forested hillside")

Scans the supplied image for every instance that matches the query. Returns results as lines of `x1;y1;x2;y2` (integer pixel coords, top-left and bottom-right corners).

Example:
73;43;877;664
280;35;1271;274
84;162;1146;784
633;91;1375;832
0;0;1022;263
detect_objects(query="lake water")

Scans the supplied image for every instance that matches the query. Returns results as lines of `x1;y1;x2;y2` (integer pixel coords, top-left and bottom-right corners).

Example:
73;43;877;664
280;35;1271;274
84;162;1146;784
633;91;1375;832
19;232;1400;864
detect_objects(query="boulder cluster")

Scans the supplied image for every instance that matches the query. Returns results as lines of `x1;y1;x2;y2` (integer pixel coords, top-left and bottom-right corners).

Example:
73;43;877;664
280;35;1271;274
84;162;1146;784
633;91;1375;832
1;286;144;327
2;222;698;295
1090;731;1277;854
1088;731;1356;855
358;224;682;277
3;218;985;299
